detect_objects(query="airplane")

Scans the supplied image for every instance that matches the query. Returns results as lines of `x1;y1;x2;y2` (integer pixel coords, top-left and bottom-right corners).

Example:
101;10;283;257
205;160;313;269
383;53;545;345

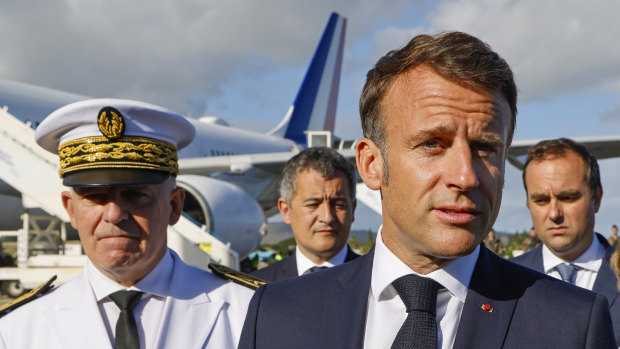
508;136;620;169
2;7;615;284
0;12;349;264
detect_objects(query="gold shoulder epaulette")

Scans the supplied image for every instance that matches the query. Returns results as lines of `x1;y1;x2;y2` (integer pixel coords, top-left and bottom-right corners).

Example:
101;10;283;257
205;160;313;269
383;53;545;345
0;275;57;317
208;263;267;290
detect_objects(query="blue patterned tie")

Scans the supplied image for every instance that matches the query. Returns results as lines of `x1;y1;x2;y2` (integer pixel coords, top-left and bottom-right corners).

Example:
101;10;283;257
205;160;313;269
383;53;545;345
391;274;440;349
109;290;143;349
555;263;580;284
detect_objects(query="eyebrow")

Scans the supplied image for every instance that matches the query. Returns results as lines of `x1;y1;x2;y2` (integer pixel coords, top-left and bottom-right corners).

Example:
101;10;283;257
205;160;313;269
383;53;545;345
529;192;548;201
414;125;505;147
529;189;582;201
303;195;348;202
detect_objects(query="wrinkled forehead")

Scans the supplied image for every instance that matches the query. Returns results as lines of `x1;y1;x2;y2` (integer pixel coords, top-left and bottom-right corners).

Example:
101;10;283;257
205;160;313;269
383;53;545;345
384;68;511;141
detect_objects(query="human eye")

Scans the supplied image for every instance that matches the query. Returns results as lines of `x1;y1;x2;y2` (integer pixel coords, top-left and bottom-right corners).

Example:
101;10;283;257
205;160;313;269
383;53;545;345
75;188;109;204
83;193;108;204
558;193;581;202
471;142;498;157
530;196;549;206
332;200;348;210
304;200;320;209
423;139;440;149
122;190;151;205
416;138;446;156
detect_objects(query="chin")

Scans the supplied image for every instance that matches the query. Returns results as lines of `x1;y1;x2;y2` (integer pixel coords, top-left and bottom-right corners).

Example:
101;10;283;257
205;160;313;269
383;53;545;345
430;232;479;257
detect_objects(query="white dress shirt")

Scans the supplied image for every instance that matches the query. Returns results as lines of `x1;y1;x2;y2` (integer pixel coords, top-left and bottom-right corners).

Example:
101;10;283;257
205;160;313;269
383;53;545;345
87;250;174;349
295;244;349;276
364;227;479;349
542;234;604;290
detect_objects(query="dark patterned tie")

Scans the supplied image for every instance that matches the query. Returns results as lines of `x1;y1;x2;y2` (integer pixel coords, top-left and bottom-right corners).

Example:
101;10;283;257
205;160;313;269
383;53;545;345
109;290;143;349
555;263;580;284
391;274;440;349
305;266;328;274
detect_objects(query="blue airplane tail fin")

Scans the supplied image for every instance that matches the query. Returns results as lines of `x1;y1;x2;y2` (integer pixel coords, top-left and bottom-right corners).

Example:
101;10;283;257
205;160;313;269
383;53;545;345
268;12;346;146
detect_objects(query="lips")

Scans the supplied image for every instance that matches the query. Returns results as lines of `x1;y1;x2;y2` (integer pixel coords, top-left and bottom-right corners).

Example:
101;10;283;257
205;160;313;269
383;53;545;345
548;226;568;235
434;206;478;224
97;231;140;241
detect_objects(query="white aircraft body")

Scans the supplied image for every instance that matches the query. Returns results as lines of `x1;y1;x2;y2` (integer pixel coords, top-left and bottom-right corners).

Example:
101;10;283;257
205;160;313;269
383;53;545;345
0;12;348;266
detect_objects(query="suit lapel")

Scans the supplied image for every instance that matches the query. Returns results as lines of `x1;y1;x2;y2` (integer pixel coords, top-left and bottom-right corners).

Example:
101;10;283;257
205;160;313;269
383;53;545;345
453;247;518;349
344;245;361;262
527;245;545;272
593;234;619;307
279;255;299;279
318;248;374;348
44;274;112;349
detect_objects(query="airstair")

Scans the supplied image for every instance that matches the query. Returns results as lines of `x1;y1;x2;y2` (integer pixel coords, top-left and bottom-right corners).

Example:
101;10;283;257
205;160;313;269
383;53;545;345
0;106;238;296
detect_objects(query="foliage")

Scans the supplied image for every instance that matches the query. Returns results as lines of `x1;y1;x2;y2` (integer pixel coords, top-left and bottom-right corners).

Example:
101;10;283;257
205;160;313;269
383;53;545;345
348;230;375;255
504;230;530;258
260;237;297;258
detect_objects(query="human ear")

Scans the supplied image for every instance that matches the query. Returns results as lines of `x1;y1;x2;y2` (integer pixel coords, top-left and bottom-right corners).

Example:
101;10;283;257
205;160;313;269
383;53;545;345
278;197;292;224
61;190;79;230
356;137;384;191
168;187;185;225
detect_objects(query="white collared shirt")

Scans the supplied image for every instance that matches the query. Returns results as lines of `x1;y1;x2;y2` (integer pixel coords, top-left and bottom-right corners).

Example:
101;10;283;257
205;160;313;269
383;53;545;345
542;234;604;290
364;227;479;349
296;244;349;276
87;250;174;349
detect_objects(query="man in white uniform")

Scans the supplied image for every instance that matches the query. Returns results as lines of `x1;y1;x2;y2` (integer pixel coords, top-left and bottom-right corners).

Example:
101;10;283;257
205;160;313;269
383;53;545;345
0;99;253;348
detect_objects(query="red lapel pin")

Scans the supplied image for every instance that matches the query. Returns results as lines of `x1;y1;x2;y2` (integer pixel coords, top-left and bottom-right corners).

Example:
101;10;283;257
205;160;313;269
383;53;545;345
481;303;493;313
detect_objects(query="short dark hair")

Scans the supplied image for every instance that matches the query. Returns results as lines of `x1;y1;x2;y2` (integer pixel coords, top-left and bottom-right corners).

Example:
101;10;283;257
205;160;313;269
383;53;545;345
280;147;356;204
522;138;601;198
360;31;518;160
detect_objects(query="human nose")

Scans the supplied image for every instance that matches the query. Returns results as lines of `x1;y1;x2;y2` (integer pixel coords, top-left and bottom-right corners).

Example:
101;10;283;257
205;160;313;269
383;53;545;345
548;200;563;223
102;197;129;224
446;144;479;191
318;202;335;223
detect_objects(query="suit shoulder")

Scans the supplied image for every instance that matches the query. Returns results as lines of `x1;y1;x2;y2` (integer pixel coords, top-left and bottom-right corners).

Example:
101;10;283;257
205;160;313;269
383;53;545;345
259;254;367;298
250;256;295;282
0;276;57;319
510;248;539;267
508;259;598;300
209;263;267;291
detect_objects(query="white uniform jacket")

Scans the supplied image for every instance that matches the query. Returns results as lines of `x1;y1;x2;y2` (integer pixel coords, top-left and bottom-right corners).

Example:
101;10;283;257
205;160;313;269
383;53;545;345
0;250;254;349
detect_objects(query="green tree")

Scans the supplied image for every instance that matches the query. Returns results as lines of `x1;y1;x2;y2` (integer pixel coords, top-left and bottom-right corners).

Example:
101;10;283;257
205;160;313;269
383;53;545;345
504;231;529;258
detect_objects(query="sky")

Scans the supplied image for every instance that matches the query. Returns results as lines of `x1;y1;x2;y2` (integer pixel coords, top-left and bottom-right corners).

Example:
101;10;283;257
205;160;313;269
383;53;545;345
1;0;620;237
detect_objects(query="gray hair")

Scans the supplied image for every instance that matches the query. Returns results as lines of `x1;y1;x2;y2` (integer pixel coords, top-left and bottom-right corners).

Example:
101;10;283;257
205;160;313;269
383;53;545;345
280;147;356;204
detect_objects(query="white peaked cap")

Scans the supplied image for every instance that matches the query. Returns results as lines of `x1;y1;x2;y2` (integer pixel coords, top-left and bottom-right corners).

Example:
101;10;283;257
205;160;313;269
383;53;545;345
34;98;196;186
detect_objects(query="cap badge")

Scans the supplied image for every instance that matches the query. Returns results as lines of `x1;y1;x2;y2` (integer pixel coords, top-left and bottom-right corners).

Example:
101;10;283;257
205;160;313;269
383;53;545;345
97;106;125;140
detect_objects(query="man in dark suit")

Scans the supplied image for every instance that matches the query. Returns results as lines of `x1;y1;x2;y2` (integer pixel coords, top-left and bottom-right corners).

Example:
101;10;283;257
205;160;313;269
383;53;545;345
240;32;616;348
512;138;620;343
252;147;359;282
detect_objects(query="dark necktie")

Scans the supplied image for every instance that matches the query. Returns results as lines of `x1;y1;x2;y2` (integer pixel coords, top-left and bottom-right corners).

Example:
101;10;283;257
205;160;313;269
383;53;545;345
391;274;440;349
555;263;580;284
305;265;328;274
109;290;143;349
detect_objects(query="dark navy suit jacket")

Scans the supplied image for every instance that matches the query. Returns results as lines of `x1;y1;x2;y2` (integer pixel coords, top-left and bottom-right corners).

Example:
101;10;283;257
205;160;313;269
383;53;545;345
240;245;616;349
250;246;360;282
512;232;620;344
